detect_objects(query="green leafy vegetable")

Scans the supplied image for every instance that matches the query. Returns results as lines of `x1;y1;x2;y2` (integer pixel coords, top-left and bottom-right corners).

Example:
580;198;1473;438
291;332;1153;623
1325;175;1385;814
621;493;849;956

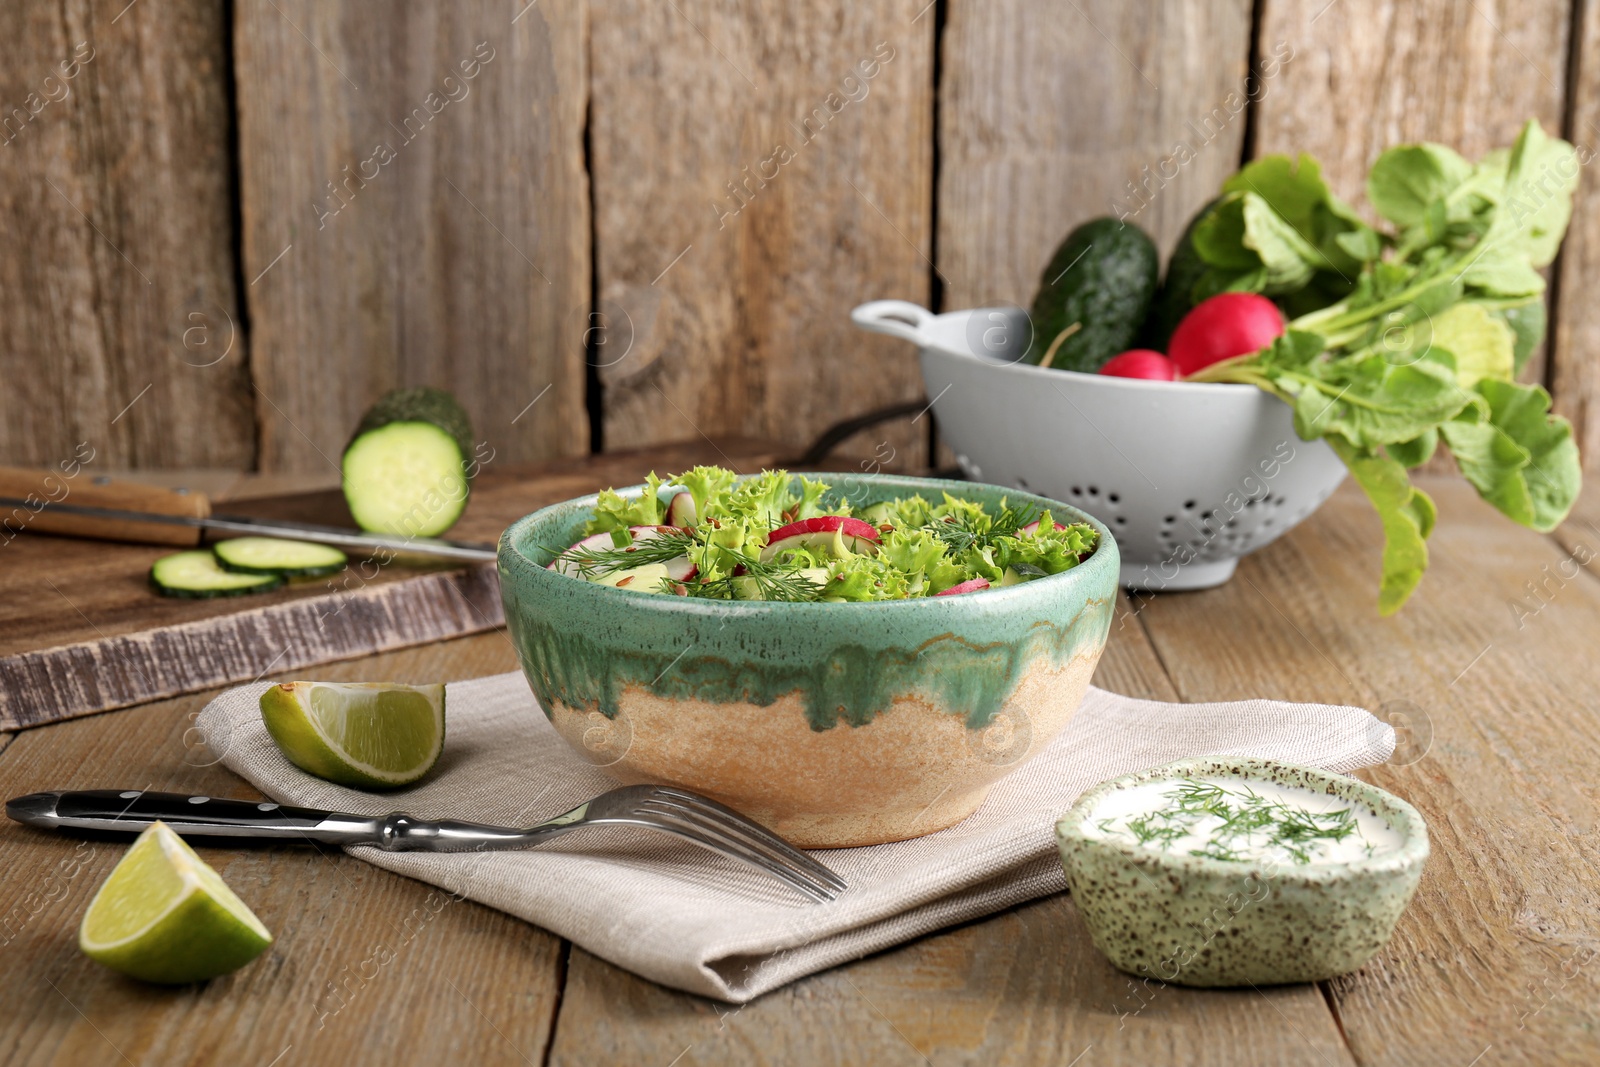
562;468;1099;602
1184;119;1582;613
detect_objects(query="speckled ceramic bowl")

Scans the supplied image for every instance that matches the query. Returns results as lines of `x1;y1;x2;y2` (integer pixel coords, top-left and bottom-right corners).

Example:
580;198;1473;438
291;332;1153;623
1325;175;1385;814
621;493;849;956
1056;756;1428;986
498;473;1118;848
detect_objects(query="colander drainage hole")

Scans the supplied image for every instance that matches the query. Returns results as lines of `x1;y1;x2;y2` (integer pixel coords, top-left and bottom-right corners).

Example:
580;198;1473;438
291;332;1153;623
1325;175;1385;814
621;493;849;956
1114;517;1126;525
1088;486;1099;496
1071;486;1082;496
1163;515;1175;525
1183;500;1197;510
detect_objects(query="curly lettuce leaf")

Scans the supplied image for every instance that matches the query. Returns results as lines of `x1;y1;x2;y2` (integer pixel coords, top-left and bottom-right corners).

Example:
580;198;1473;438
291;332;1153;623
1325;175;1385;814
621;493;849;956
671;466;736;523
993;514;1097;576
586;472;668;535
791;475;834;520
823;554;910;602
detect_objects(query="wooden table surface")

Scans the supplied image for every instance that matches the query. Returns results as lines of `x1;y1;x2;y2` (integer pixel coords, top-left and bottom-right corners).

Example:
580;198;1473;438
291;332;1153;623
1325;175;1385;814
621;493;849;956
3;471;1599;1067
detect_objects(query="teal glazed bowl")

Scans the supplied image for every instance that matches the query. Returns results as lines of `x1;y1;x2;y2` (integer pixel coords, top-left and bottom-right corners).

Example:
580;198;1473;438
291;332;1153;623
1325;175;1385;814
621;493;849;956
498;473;1119;847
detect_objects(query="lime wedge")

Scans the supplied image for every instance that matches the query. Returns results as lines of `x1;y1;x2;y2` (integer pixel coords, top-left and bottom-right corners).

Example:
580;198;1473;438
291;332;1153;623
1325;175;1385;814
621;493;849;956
260;681;445;788
79;821;272;984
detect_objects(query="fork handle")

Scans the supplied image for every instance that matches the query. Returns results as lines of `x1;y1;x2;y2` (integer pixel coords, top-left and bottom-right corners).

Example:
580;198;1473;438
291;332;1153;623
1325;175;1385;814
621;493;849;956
9;789;374;843
7;789;554;853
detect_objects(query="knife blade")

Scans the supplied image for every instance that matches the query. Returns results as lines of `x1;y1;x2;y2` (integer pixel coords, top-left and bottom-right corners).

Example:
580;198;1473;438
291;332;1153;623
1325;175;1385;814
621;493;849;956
0;496;498;562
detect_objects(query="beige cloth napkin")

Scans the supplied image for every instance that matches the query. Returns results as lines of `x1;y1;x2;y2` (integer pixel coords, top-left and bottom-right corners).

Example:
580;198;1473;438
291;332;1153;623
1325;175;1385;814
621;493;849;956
198;672;1394;1002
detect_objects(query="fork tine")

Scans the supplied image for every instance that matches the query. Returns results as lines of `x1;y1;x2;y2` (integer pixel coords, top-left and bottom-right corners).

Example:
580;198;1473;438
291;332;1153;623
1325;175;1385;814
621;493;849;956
647;786;848;891
634;804;839;902
636;797;849;895
620;811;836;903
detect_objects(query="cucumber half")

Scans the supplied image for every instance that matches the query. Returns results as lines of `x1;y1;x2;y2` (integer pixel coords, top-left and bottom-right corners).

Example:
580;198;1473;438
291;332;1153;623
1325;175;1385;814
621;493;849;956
213;537;348;577
151;550;283;598
342;387;474;538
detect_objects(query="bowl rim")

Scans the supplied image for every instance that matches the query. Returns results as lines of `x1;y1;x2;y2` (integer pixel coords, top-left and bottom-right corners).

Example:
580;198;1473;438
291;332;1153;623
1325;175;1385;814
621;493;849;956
499;471;1120;614
916;306;1263;397
1054;755;1429;884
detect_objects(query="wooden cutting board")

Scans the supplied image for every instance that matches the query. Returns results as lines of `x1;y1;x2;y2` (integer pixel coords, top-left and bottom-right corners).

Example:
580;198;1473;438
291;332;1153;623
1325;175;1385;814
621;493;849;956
0;440;783;729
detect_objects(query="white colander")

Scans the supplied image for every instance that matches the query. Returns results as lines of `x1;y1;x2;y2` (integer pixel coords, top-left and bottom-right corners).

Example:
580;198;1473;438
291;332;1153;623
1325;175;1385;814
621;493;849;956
852;301;1349;591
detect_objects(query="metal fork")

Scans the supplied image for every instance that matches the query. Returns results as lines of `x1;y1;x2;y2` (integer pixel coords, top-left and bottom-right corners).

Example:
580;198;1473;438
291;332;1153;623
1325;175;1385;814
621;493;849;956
6;785;848;903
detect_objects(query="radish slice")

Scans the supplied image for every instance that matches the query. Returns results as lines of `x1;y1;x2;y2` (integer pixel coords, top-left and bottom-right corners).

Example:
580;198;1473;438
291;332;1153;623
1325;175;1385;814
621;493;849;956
665;492;697;527
761;516;880;562
550;531;617;576
935;577;991;597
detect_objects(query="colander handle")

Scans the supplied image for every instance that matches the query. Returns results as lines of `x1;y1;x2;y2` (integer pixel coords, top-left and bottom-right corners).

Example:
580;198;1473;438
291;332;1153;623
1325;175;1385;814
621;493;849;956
851;300;936;346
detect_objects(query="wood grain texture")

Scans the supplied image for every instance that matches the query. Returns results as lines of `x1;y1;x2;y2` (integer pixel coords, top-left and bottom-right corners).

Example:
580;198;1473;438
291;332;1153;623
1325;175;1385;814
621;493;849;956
236;0;590;473
0;0;254;470
1254;0;1570;385
937;0;1254;311
0;440;781;728
1554;0;1600;469
588;0;933;469
0;633;566;1067
0;560;503;730
544;588;1354;1067
1135;476;1600;1066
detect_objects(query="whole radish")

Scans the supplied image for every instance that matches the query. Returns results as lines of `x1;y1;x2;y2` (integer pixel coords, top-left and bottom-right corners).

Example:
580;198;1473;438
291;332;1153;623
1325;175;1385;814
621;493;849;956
1098;350;1179;380
1168;293;1285;375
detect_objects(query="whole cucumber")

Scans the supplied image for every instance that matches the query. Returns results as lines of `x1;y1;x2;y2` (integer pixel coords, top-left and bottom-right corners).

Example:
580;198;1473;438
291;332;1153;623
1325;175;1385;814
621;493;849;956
1024;217;1159;373
1141;199;1217;351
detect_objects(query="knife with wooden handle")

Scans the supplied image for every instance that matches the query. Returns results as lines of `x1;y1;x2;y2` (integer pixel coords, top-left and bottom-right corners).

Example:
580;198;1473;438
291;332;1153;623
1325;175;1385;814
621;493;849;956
0;465;497;562
0;465;211;546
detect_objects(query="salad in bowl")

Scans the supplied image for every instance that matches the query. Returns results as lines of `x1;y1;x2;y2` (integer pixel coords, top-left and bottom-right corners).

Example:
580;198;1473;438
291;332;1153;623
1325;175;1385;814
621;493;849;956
498;468;1118;847
547;465;1099;601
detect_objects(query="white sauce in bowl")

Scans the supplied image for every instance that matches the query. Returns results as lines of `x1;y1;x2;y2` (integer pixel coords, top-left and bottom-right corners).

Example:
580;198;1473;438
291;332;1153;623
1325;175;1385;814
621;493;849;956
1082;776;1404;866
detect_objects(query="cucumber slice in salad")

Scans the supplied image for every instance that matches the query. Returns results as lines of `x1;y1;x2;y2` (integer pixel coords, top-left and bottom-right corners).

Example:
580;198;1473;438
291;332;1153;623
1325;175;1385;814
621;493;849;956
150;551;283;598
342;387;474;538
212;537;348;577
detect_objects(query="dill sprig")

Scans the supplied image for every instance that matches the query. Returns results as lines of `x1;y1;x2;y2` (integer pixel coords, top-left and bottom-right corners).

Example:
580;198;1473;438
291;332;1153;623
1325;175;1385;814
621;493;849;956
1099;778;1369;866
681;557;827;602
548;529;695;579
923;502;1040;555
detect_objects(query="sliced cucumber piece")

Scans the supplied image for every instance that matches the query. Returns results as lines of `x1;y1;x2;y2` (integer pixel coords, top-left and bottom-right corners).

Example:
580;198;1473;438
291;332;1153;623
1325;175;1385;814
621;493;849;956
212;537;348;577
342;387;474;538
151;551;283;598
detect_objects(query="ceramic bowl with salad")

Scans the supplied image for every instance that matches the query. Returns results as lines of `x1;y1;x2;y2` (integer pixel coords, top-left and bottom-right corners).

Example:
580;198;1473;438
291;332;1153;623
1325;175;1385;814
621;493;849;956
858;119;1582;613
497;467;1118;848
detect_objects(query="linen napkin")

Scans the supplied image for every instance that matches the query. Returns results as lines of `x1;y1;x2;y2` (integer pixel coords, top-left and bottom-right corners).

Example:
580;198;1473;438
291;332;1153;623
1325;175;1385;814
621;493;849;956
198;672;1393;1003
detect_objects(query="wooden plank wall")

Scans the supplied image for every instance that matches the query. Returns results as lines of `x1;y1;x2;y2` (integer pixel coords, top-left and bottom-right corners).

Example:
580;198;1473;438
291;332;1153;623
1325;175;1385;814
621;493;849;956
0;0;1596;472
